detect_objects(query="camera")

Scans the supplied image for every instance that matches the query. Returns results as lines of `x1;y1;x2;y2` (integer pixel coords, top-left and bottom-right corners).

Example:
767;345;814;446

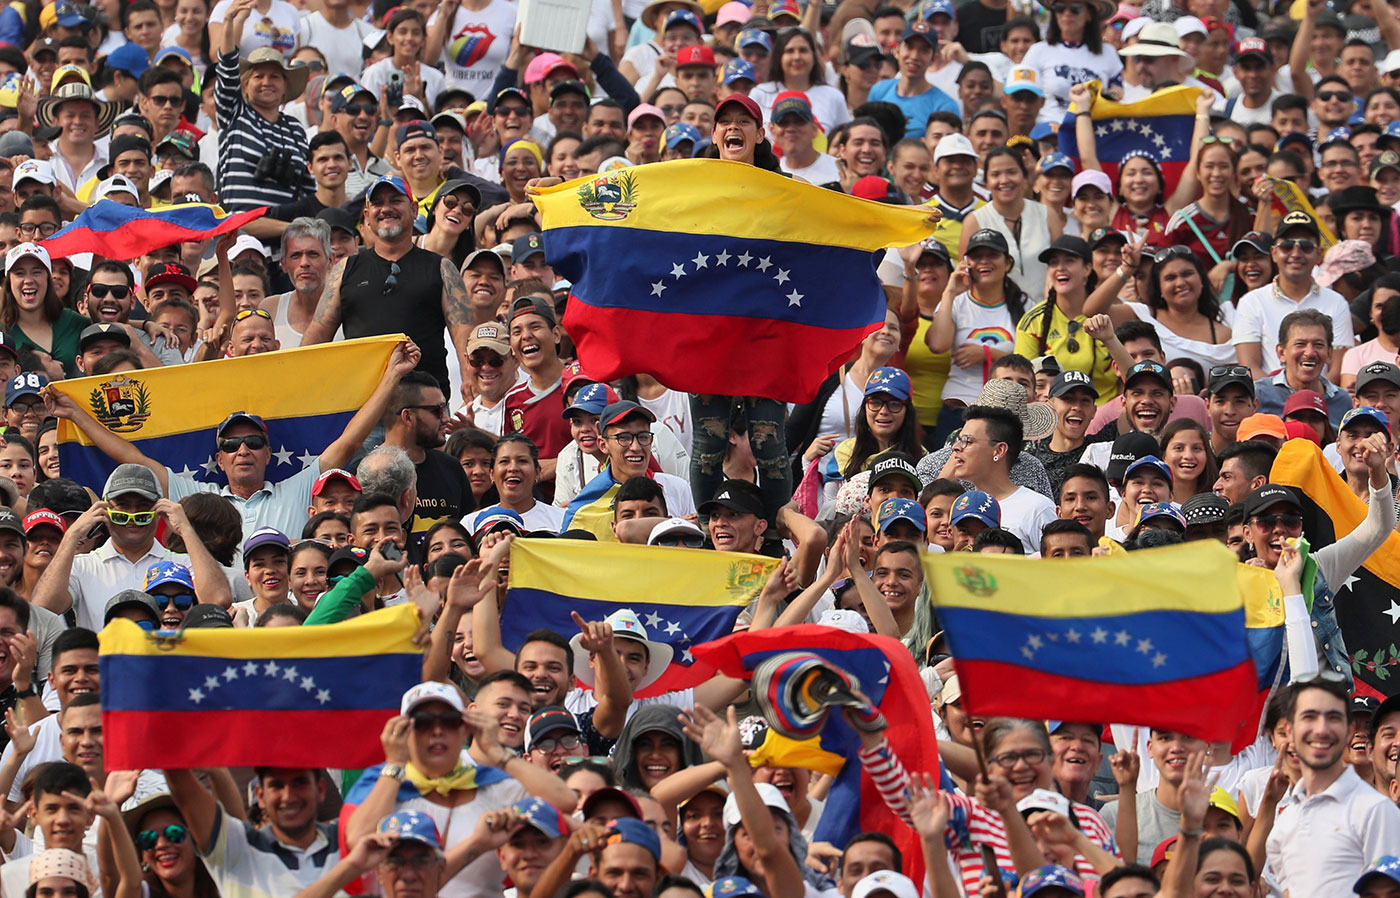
254;147;295;186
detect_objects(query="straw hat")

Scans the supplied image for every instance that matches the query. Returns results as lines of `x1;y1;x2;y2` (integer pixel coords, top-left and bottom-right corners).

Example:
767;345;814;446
972;378;1055;442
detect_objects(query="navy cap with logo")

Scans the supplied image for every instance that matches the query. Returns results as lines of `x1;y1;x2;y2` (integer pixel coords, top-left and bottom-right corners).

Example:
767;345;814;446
1049;369;1099;400
1124;361;1171;390
700;478;765;517
509;295;556;327
867;456;922;495
525;706;580;748
901;18;936;48
216;411;268;439
394;120;438;148
1274;209;1321;239
600;399;656;429
512;232;546;262
181;604;233;629
1243;483;1303;519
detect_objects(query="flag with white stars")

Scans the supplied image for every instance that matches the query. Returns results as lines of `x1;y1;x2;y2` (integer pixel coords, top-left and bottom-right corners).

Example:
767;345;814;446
1271;439;1400;701
53;335;403;490
1056;83;1200;201
532;159;936;403
99;604;423;769
503;538;778;698
926;540;1257;743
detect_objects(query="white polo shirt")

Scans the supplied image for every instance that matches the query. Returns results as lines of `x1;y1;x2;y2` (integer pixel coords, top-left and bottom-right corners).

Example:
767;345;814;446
1266;765;1400;897
1231;281;1354;373
68;541;193;632
200;807;341;898
166;461;324;542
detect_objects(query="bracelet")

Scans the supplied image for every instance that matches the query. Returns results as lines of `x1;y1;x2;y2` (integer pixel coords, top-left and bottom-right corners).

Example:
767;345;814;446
1180;827;1204;838
378;119;392;127
1115;267;1129;280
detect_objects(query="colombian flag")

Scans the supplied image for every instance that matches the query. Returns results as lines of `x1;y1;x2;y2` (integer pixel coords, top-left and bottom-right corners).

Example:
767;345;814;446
693;626;939;886
51;335;402;488
42;200;267;261
1272;439;1400;698
504;538;777;697
927;541;1256;743
532;159;935;404
100;605;422;769
1057;84;1199;198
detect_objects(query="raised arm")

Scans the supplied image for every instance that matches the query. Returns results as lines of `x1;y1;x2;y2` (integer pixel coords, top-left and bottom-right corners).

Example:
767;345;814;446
776;504;827;586
574;610;632;739
42;388;170;495
1069;84;1102;172
928;259;969;353
1289;0;1320;99
908;776;969;898
1165;92;1216;213
89;780;143;898
320;340;421;472
423;560;490;683
163;768;223;853
1084;240;1143;318
841;527;901;638
442;258;475;406
158;498;233;607
465;709;577;811
468;535;518;673
301;257;347;346
345;717;412;844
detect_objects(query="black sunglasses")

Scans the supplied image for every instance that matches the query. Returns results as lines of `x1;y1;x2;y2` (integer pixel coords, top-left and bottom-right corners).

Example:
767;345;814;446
219;434;268;453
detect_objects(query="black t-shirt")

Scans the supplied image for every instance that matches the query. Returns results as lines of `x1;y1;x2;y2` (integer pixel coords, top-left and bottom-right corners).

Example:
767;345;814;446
266;193;328;223
410;449;475;549
340;246;450;391
956;0;1010;55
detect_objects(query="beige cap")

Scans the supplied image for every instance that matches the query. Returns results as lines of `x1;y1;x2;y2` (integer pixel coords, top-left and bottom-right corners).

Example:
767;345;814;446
938;673;962;707
467;323;509;356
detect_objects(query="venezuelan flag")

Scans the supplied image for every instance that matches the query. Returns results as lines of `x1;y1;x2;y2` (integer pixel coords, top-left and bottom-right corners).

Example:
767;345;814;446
927;541;1256;743
561;467;623;539
693;626;940;885
1057;83;1199;198
504;538;777;697
52;335;402;489
100;604;422;769
1272;439;1400;698
532;160;936;404
1263;179;1338;250
42;200;267;262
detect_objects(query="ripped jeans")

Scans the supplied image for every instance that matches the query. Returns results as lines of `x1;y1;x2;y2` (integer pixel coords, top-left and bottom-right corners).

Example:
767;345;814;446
689;394;791;519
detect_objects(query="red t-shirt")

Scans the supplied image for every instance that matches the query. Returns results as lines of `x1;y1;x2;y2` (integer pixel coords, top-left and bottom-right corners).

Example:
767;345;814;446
503;378;570;460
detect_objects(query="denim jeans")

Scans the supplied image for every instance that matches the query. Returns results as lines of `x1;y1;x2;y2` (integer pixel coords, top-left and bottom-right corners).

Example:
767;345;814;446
689;394;791;519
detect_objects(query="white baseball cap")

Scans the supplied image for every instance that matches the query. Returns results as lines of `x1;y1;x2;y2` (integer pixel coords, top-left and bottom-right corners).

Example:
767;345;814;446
5;242;51;274
1174;15;1206;38
852;871;920;898
817;609;870;633
647;516;706;546
1384;48;1400;74
1121;16;1151;42
722;782;789;827
13;159;55;189
230;233;269;259
933;132;977;162
400;681;466;715
94;174;139;202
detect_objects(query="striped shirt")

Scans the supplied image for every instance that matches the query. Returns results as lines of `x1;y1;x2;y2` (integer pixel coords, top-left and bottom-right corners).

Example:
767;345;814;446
214;50;315;211
945;792;1117;895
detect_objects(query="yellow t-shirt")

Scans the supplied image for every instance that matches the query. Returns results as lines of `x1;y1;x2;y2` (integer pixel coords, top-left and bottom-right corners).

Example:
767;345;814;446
905;314;950;427
928;195;985;264
1013;301;1118;405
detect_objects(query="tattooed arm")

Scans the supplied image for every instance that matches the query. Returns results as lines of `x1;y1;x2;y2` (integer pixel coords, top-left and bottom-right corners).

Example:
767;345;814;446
443;256;475;405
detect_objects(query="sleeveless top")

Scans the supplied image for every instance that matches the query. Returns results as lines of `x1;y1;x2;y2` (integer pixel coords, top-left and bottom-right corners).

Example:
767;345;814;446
974;200;1052;306
341;246;450;390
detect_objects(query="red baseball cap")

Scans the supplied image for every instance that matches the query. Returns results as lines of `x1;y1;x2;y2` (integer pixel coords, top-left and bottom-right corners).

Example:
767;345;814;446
676;45;716;68
1282;389;1328;419
1284;420;1322;446
715;93;762;123
313;468;362;496
22;508;65;535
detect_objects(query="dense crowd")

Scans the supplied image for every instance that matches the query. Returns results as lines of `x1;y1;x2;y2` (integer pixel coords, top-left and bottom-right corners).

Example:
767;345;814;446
0;0;1393;895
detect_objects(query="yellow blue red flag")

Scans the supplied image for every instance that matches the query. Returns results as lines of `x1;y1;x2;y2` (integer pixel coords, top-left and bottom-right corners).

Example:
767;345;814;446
42;200;267;261
100;605;422;769
926;541;1256;743
1057;84;1198;197
532;159;935;403
504;538;777;697
51;335;402;488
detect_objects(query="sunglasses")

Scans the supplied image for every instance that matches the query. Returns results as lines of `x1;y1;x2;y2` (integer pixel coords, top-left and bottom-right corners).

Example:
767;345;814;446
1252;512;1302;530
404;402;448;418
235;309;272;322
146;94;182;107
342;102;376;117
1200;136;1235;146
1065;318;1083;354
1052;2;1085;12
1209;365;1251;378
383;261;401;295
153;592;195;611
469;354;504;368
496;105;530;118
1152;245;1194;264
137;824;188;851
107;509;156;526
1317;89;1353;103
1276;237;1318;252
133;619;156;631
654;533;706;548
88;283;131;300
411;710;465;730
438;194;473;212
219;434;268;453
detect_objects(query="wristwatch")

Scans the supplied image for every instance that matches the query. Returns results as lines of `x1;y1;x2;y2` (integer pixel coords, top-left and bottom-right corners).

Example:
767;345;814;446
14;684;35;698
381;763;407;781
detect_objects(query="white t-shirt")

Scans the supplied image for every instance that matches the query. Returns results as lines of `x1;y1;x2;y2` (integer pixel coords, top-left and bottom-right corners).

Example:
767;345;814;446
749;82;852;135
638;388;693;456
296;12;374;79
1231;282;1354;373
942;291;1017;404
1217;90;1282;126
361;57;447;110
620;41;661;84
429;0;517;94
463;500;566;534
1;714;60;802
997;485;1058;554
781;153;840;185
209;0;300;56
1021;41;1123;123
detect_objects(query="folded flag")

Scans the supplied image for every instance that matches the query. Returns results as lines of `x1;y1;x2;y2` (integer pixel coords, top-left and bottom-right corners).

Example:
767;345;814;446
532;159;936;403
693;625;939;885
560;465;624;539
926;541;1256;743
100;604;422;769
1272;439;1400;698
52;335;402;488
1261;179;1338;250
42;200;267;261
1057;83;1198;198
504;537;777;698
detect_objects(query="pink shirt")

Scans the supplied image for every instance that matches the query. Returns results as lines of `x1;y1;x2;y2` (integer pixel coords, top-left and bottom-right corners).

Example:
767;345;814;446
1340;338;1400;378
1087;394;1211;435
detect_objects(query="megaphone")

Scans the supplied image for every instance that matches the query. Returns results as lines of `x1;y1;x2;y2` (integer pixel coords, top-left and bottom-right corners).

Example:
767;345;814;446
752;651;886;741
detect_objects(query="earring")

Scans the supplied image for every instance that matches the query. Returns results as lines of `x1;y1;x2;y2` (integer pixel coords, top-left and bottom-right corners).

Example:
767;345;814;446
992;454;1000;461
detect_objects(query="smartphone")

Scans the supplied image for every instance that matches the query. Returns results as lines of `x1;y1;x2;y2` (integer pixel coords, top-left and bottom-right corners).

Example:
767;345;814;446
378;542;402;562
386;71;404;109
85;521;107;543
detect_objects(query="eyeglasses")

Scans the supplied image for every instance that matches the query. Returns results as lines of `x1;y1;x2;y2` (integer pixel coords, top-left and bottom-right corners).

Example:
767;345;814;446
952;434;988;449
146;93;183;107
990;748;1049;769
1152;245;1194;264
654;533;706;548
1051;2;1084;11
496;105;531;118
1209;365;1251;378
383;262;401;295
1317;89;1353;103
219;434;268;453
411;710;465;730
235;309;272;322
1321;158;1359;169
532;733;582;753
18;222;57;237
469;354;504;368
606;431;654;447
137;824;188;850
6;402;41;415
1276;238;1318;252
865;396;906;412
1252;512;1302;530
405;402;448;418
107;509;156;526
89;283;131;299
153;592;195;611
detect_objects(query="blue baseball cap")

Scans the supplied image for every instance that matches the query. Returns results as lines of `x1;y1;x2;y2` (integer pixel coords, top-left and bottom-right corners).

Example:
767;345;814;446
1039;152;1075;174
713;878;764;898
737;28;772;51
605;817;661;861
877;497;927;533
663;9;702;33
1020;865;1085;898
378;810;444;852
951;490;1000;528
1355;856;1400;893
723;59;756;85
1135;501;1186;531
1124;454;1173;484
665;122;702;149
242;527;291;560
144;560;195;592
107;42;150;77
472;506;525;538
50;1;88;25
5;372;47;406
1124;360;1171;390
864;366;912;401
900;18;936;48
1030;121;1055;141
922;0;956;16
1385;121;1400;141
512;231;545;262
563;382;613;418
1340;405;1391;433
509;797;570;839
216;411;268;439
154;46;194;67
369;174;413;202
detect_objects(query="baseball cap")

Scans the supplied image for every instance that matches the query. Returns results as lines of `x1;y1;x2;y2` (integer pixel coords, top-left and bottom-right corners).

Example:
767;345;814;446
851;872;919;898
1135;501;1186;531
932;132;976;162
144;261;196;292
1030;122;1055;141
1087;227;1127;252
662;8;702;32
144;560;194;591
401;680;466;715
1038;152;1075;175
700;479;765;517
600;399;656;429
508;797;570;838
471;506;526;538
581;785;643;821
1124;454;1172;484
13;159;54;189
1016;788;1074;819
467;323;509;357
1181;492;1228;526
104;589;160;626
876;497;926;533
242;527;291;561
327;545;370;576
665;122;703;149
816;609;869;632
1207;365;1255;397
1105;432;1161;484
1207;786;1240;822
549;79;589;102
627;103;665;130
107;42;150;77
737;28;773;51
1355;857;1400;894
47;1;88;26
676;45;715;68
605;817;661;861
901;18;936;48
1019;866;1085;898
1005;66;1043;96
1049;370;1099;399
1282;389;1328;420
524;707;579;750
1275;209;1321;239
1339;406;1390;433
103;463;162;501
966;228;1011;255
713;878;764;898
22;509;65;537
94;174;139;203
78;322;131;353
511;232;546;263
509;295;556;326
722;782;788;827
5;243;50;276
1072;169;1112;197
4;371;46;409
368;174;413;203
317;206;359;236
723;59;757;85
1357;361;1400;392
867;456;921;495
378;810;444;853
1230;231;1272;256
647;517;706;546
563;382;615;418
864;366;911;400
216;411;268;439
771;90;814;123
1124;360;1171;390
1236;36;1269;63
1237;413;1286;441
951;489;1000;527
523;52;578;84
312;468;361;496
181;604;233;630
0;510;20;540
1243;483;1303;519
